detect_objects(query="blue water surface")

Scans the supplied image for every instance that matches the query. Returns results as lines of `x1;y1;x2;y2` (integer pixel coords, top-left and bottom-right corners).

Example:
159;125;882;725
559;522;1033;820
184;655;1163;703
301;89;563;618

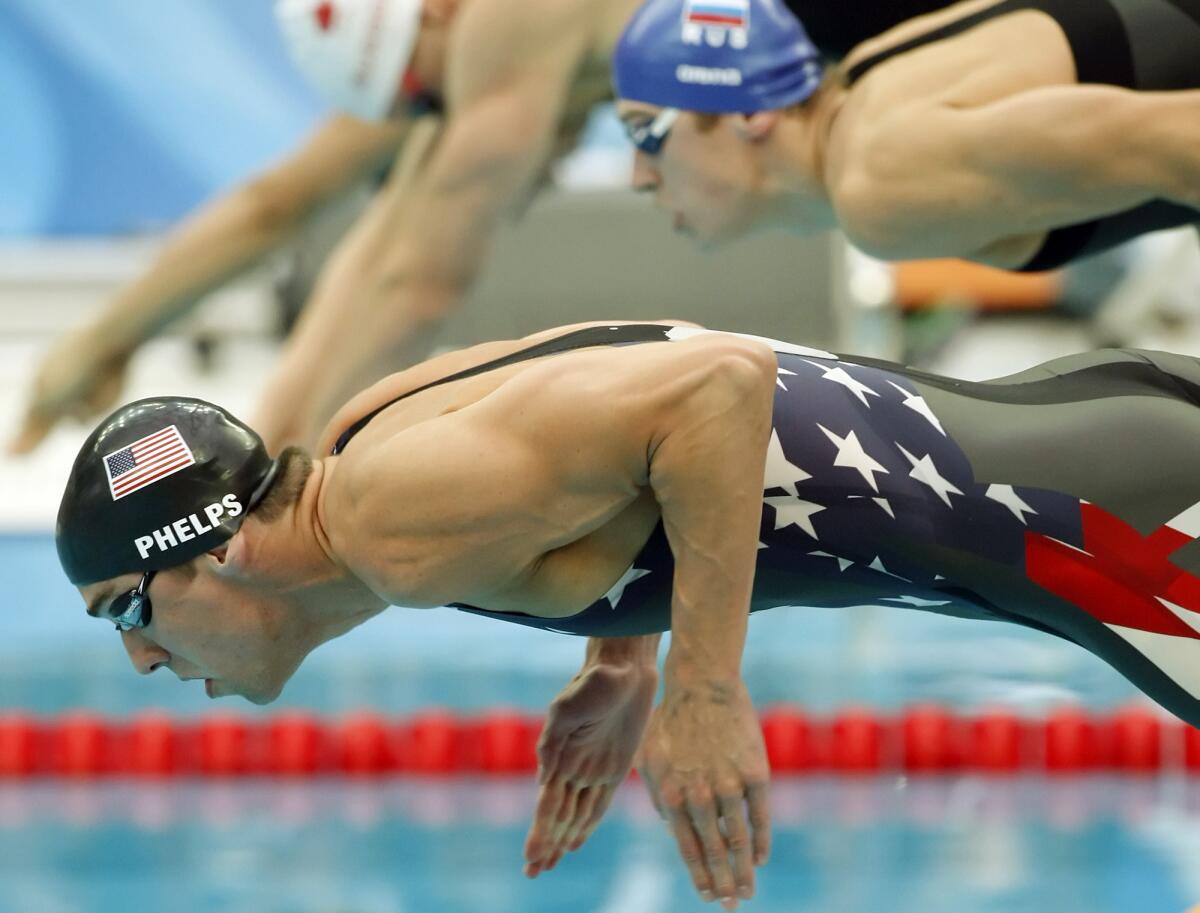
0;779;1197;913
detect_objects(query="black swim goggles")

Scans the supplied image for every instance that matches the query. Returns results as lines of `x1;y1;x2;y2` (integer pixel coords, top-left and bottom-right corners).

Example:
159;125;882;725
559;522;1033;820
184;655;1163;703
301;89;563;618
624;108;680;156
103;570;157;632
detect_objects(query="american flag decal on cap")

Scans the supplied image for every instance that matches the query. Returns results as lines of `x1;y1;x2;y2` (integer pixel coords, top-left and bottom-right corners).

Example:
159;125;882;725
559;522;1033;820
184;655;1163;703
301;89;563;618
104;425;195;501
684;0;749;29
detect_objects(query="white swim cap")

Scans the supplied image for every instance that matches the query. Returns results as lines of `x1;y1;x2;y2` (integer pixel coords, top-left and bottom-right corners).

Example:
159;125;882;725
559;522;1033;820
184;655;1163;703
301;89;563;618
276;0;424;120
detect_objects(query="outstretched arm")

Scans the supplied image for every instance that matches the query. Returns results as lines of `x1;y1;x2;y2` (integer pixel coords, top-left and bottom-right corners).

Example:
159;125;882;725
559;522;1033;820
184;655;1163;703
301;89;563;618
639;340;776;912
836;87;1200;260
253;0;594;450
10;115;404;454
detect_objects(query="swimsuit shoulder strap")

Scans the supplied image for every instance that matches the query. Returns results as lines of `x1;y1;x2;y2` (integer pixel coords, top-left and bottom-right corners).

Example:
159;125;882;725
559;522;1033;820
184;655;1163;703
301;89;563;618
844;0;1023;85
331;323;675;455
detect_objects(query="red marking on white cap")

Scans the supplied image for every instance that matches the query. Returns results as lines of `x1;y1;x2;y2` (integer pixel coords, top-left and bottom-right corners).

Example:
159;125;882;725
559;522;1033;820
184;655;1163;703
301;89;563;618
314;1;336;31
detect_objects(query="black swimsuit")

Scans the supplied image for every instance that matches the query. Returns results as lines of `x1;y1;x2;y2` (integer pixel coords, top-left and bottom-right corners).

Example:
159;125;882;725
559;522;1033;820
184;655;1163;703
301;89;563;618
336;324;1200;727
839;0;1200;271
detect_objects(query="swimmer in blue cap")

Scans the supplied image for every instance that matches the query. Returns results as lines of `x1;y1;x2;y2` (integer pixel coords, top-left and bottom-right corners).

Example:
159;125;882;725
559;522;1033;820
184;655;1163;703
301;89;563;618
13;0;966;462
614;0;1200;271
59;318;1200;908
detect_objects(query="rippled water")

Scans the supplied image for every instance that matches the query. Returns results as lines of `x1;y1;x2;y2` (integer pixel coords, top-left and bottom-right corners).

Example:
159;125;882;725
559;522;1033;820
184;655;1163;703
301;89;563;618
1;778;1197;913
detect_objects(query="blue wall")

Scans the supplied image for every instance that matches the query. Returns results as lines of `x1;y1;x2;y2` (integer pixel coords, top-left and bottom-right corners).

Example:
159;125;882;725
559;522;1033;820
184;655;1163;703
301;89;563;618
0;0;325;236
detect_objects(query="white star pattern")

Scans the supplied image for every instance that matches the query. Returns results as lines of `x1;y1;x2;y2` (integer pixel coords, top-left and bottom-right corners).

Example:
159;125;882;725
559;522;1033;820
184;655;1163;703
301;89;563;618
810;550;854;572
887;381;946;435
849;494;896;518
1157;597;1200;636
818;424;889;492
884;595;952;608
895;443;964;508
985;484;1038;525
1167;500;1200;537
805;362;880;408
776;367;797;391
764;494;825;539
603;566;651;609
868;557;911;582
1046;536;1093;558
764;429;811;494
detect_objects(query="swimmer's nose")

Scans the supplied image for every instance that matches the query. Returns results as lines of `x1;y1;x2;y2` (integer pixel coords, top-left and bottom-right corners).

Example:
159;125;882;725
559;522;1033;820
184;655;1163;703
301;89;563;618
121;629;170;676
632;150;661;194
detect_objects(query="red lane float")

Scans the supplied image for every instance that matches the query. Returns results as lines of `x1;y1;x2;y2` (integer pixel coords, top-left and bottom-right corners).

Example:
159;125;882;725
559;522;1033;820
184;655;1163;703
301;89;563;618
967;710;1027;774
902;705;964;774
0;706;1189;778
1042;708;1102;773
829;709;887;774
0;716;40;776
761;707;818;772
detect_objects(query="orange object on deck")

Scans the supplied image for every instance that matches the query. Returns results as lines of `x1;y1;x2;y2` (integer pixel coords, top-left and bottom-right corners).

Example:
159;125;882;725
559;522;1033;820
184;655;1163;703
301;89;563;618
893;258;1062;311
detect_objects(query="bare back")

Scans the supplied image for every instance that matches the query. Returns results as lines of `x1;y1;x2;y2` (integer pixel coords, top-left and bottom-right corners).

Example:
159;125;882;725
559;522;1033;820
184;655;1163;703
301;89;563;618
831;1;1078;266
317;322;686;617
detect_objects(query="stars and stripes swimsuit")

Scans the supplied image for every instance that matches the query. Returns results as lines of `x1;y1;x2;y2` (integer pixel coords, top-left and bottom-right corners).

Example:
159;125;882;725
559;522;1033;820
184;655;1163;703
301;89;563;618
333;324;1200;727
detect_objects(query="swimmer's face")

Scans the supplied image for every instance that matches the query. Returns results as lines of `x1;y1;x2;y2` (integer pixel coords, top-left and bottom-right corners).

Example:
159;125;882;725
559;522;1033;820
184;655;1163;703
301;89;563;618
80;560;310;706
619;101;767;245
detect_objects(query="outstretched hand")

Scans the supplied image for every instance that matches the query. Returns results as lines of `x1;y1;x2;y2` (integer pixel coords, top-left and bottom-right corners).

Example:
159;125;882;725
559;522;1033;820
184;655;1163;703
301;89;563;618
524;660;657;877
638;678;770;911
11;337;129;455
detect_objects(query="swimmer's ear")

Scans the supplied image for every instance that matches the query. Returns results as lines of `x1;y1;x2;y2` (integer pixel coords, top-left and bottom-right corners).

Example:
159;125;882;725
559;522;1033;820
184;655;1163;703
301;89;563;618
206;531;249;579
733;112;778;144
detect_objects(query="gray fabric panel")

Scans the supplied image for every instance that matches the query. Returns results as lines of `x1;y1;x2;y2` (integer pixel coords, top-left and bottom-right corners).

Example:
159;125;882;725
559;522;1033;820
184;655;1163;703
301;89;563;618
916;370;1200;533
1111;0;1200;89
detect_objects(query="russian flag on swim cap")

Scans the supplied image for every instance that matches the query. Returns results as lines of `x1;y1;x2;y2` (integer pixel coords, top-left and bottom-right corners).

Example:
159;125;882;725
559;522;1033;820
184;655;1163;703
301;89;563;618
614;0;822;114
685;0;749;29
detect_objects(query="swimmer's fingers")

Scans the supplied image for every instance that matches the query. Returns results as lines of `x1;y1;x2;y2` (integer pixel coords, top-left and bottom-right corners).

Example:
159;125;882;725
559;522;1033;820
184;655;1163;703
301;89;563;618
9;409;56;456
568;782;618;852
746;782;771;866
719;792;757;904
524;778;570;874
554;783;601;858
539;784;589;872
663;792;722;907
687;787;741;911
525;774;589;875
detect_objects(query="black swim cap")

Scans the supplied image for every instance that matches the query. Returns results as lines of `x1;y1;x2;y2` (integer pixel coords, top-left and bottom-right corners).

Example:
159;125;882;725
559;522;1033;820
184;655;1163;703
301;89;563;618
56;398;280;586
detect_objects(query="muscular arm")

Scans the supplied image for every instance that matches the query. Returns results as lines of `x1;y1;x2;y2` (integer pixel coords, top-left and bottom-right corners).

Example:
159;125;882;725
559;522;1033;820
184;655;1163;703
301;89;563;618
11;115;404;453
645;345;776;687
67;115;403;361
837;87;1200;260
255;0;595;450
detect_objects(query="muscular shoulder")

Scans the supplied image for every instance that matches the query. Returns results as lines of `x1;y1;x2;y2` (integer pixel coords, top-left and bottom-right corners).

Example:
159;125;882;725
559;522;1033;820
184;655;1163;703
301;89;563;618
315;319;705;454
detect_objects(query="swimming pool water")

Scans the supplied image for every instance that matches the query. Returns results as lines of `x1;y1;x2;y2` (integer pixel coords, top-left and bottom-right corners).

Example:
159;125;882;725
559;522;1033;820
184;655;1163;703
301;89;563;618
0;778;1196;913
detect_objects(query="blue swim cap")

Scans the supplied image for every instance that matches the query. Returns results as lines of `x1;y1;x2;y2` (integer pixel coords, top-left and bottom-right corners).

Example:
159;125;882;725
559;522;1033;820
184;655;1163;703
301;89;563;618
614;0;823;114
